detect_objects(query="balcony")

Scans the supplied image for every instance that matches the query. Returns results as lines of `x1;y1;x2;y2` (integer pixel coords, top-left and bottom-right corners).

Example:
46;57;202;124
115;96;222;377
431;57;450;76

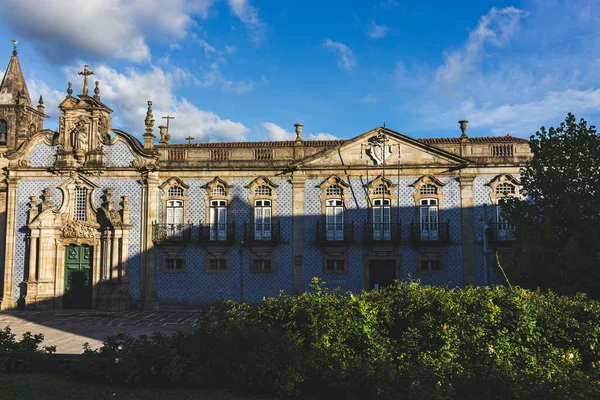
364;222;402;244
244;221;281;244
489;223;516;242
316;221;354;244
410;222;450;244
198;223;236;244
152;223;193;244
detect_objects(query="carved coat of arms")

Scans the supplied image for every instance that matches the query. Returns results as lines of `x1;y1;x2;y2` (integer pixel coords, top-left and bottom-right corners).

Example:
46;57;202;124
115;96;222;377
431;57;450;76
365;133;392;165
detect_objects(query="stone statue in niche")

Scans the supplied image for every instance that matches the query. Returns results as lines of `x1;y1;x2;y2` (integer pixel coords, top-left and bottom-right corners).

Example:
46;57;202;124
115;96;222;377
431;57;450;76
70;120;88;151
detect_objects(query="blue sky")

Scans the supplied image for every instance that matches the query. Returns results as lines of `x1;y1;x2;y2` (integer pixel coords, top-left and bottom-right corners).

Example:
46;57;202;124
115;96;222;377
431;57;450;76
0;0;598;143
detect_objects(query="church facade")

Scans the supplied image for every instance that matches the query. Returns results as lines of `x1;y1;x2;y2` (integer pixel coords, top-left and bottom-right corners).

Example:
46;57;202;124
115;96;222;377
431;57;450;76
0;48;532;311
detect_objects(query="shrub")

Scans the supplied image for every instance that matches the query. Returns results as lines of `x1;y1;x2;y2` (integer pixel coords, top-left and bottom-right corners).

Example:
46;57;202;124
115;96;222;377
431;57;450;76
0;327;56;372
72;280;600;399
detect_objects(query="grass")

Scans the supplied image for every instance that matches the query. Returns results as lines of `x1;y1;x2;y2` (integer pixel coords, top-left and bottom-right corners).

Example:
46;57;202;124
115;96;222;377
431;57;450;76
0;373;257;400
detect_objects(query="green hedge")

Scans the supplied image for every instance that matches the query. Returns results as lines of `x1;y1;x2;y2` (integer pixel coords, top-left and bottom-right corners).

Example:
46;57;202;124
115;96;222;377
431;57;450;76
0;327;56;372
72;280;600;399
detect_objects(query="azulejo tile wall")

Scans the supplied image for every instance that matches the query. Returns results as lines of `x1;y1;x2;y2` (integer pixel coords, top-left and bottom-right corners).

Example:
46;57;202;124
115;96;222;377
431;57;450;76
14;179;65;299
103;141;136;168
94;179;143;301
155;178;294;305
27;143;57;168
303;176;464;292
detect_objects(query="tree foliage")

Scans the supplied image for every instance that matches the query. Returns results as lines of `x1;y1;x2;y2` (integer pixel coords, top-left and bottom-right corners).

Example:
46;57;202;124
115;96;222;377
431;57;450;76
502;113;600;297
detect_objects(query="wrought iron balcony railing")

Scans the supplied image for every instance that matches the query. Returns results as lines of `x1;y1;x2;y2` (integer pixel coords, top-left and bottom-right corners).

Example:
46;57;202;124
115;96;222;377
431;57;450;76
244;221;281;243
410;222;450;243
152;223;193;244
198;223;236;243
488;222;516;242
364;222;402;243
316;221;354;243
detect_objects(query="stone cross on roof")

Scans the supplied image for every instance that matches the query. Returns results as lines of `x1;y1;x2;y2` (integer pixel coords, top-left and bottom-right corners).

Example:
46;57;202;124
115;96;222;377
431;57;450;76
78;65;94;96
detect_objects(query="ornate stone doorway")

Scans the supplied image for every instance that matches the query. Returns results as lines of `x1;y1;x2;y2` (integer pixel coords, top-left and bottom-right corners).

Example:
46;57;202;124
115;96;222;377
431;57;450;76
63;245;93;309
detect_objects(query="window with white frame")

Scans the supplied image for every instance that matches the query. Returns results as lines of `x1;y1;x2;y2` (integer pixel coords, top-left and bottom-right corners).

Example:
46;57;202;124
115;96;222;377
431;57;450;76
374;184;390;195
419;198;439;240
420;184;438;195
168;186;184;197
326;185;342;196
166;199;184;238
165;258;184;271
212;185;226;196
254;199;272;240
255;185;272;196
74;187;87;221
324;259;346;273
372;198;391;240
325;199;344;240
209;199;228;240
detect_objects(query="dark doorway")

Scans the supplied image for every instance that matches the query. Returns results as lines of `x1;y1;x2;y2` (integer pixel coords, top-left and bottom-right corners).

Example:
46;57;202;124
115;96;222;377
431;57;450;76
368;259;397;290
63;245;93;309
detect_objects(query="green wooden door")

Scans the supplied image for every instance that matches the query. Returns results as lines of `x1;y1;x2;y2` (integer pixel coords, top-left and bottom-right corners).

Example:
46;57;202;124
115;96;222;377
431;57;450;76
63;245;92;309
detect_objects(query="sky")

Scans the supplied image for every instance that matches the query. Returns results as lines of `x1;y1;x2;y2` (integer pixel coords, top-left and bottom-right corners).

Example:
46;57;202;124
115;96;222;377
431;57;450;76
0;0;598;143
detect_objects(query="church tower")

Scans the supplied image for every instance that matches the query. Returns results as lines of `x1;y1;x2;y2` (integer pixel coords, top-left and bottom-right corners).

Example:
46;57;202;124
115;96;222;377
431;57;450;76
0;41;46;150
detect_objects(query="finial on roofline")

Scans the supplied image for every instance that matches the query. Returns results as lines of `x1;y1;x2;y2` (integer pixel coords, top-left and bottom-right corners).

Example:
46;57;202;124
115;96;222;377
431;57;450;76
458;120;469;138
10;39;17;56
294;123;303;142
94;81;100;100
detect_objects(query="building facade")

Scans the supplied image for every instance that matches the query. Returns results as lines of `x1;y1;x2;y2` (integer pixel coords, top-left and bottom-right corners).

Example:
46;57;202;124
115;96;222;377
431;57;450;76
0;49;532;311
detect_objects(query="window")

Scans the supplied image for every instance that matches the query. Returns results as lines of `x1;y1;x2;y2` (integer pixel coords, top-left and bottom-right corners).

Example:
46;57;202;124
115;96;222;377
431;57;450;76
495;183;515;196
326;185;342;196
420;184;438;195
374;184;390;195
254;199;272;240
495;199;513;240
326;199;344;240
74;187;87;221
212;185;226;196
0;119;7;145
255;185;271;196
165;258;184;271
209;200;228;240
251;258;273;273
166;200;184;239
419;258;442;274
419;198;439;240
324;259;346;274
168;186;184;196
207;258;228;272
372;198;391;240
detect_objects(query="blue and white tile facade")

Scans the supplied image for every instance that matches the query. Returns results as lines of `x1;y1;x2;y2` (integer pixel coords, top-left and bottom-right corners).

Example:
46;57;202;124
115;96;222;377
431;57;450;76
103;140;136;168
27;142;57;168
303;176;464;294
155;179;294;305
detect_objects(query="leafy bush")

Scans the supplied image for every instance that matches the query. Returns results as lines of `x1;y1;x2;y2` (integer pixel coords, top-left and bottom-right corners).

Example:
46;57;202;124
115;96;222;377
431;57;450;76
72;280;600;399
0;327;56;372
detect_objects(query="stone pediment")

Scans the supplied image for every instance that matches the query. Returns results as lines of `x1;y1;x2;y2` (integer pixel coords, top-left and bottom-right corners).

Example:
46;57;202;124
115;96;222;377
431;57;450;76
59;94;112;113
295;127;471;169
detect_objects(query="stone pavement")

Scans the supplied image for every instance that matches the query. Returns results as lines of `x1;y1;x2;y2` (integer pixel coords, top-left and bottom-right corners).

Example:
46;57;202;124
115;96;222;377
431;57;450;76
0;310;198;354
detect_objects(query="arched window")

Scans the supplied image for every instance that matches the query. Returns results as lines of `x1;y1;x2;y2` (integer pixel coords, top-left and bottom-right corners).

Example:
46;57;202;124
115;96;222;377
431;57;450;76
0;120;7;145
74;187;88;221
495;183;515;195
420;184;438;195
374;184;390;195
212;185;226;196
255;185;272;196
326;185;342;196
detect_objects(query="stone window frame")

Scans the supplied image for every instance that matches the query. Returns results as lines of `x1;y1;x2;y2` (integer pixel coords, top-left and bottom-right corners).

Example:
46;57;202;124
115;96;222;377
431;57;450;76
416;252;444;275
318;175;350;226
159;177;190;225
411;175;446;221
250;256;275;274
0;119;7;145
322;254;348;275
246;176;279;224
486;174;521;228
366;175;398;225
205;255;230;273
57;174;100;226
162;255;186;273
202;177;233;226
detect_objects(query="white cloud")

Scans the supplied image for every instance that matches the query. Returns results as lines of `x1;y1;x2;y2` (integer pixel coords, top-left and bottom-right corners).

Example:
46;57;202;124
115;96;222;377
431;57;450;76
61;64;249;142
226;0;265;43
324;39;357;71
434;6;527;87
26;78;65;120
196;63;253;93
3;0;216;63
367;21;389;39
263;122;339;141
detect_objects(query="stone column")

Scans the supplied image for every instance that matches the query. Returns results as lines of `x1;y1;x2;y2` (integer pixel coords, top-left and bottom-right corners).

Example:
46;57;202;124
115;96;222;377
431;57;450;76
111;232;120;280
139;171;160;310
1;176;18;310
291;177;306;294
459;175;476;285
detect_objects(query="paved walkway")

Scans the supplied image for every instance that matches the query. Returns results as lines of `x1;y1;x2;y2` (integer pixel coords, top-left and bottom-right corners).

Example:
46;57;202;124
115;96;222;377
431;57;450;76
0;310;197;354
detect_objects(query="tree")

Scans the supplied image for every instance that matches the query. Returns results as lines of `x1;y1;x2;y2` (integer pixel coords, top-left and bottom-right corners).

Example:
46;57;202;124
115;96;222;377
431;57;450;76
501;113;600;297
